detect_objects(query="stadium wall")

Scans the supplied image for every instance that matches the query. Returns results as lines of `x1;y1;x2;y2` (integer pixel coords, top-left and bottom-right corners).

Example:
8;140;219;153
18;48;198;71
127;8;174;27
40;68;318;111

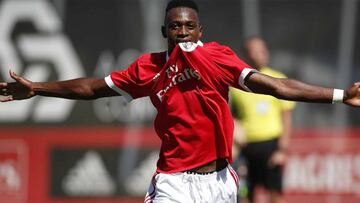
0;127;359;203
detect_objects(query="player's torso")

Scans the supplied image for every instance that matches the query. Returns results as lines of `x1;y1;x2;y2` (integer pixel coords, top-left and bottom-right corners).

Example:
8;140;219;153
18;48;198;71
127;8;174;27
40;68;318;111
149;43;229;112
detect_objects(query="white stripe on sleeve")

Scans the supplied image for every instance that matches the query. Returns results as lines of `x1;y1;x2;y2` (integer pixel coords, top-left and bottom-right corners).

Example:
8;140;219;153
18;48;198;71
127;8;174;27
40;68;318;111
105;75;133;103
238;68;257;92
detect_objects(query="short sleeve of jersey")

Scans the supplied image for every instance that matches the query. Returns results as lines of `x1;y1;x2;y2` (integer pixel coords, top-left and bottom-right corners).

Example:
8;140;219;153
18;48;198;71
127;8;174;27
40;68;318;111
206;43;255;91
105;54;160;102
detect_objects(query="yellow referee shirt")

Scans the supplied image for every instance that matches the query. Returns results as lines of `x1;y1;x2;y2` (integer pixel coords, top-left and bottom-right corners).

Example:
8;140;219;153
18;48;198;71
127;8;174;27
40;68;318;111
230;67;296;143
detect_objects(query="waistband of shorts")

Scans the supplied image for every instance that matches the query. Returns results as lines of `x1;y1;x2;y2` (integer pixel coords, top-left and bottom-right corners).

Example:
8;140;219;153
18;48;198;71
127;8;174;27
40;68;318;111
185;161;228;175
157;165;232;182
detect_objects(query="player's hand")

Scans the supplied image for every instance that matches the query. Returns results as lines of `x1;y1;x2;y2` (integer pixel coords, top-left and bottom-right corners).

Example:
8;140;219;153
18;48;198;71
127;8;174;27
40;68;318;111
268;150;287;167
344;82;360;107
0;70;35;102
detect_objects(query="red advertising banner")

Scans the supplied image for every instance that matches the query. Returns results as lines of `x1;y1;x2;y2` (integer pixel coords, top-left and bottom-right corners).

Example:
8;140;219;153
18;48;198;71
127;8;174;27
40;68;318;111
0;139;28;203
0;127;359;203
284;129;360;203
0;126;160;203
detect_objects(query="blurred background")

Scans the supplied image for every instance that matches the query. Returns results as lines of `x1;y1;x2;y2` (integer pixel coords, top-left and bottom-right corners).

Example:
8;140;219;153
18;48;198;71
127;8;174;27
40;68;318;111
0;0;359;202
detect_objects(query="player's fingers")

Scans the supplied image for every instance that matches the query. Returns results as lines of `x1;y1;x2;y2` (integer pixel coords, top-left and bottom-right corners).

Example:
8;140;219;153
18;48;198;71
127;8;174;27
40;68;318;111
9;70;25;85
9;70;19;81
0;82;8;87
10;70;29;87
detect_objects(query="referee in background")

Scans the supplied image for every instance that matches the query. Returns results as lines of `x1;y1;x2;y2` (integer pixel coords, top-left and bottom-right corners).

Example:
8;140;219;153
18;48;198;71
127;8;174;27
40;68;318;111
231;37;295;203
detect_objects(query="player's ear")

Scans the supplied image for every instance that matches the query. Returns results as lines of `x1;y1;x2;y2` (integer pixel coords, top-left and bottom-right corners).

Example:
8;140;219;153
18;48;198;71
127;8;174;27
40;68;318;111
198;25;203;38
161;26;167;38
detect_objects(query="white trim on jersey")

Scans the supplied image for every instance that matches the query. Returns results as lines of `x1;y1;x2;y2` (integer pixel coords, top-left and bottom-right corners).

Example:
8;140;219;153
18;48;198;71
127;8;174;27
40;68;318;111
238;68;257;92
104;75;133;103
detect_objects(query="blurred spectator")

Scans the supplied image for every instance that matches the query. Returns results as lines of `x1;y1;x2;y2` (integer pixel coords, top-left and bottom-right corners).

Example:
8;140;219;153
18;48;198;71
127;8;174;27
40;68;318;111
230;37;296;203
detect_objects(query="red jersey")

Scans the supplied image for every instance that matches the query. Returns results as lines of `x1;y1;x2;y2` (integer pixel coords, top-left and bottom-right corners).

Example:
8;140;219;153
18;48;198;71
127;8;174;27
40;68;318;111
105;41;254;173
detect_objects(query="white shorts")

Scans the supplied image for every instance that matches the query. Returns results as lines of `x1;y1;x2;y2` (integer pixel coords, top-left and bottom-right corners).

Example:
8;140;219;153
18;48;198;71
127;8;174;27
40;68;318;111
144;165;239;203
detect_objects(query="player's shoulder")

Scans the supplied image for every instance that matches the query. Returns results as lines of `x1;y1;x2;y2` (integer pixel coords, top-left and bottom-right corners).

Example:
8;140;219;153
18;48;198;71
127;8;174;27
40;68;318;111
204;41;234;51
203;41;237;57
134;51;167;69
139;51;167;62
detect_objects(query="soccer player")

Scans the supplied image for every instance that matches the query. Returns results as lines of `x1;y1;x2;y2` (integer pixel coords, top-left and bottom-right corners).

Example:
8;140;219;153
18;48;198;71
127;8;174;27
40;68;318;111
230;37;296;203
0;0;359;202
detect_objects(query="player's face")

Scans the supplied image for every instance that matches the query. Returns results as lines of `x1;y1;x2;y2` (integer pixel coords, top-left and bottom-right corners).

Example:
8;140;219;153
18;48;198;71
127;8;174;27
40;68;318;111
163;7;203;53
245;38;269;69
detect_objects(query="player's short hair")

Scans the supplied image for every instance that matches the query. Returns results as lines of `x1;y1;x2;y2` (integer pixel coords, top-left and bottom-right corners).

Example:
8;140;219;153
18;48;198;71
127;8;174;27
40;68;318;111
166;0;199;13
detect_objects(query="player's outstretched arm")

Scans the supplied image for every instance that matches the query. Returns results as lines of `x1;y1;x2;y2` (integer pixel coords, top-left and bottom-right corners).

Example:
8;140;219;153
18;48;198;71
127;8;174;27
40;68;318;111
0;70;118;102
245;72;360;107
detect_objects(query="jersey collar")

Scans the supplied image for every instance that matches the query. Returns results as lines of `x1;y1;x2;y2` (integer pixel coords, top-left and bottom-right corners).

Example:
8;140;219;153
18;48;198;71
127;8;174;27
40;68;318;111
166;40;204;61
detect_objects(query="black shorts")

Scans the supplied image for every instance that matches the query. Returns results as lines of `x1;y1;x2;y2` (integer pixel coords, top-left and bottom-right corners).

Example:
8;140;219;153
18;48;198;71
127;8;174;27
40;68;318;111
241;138;282;192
